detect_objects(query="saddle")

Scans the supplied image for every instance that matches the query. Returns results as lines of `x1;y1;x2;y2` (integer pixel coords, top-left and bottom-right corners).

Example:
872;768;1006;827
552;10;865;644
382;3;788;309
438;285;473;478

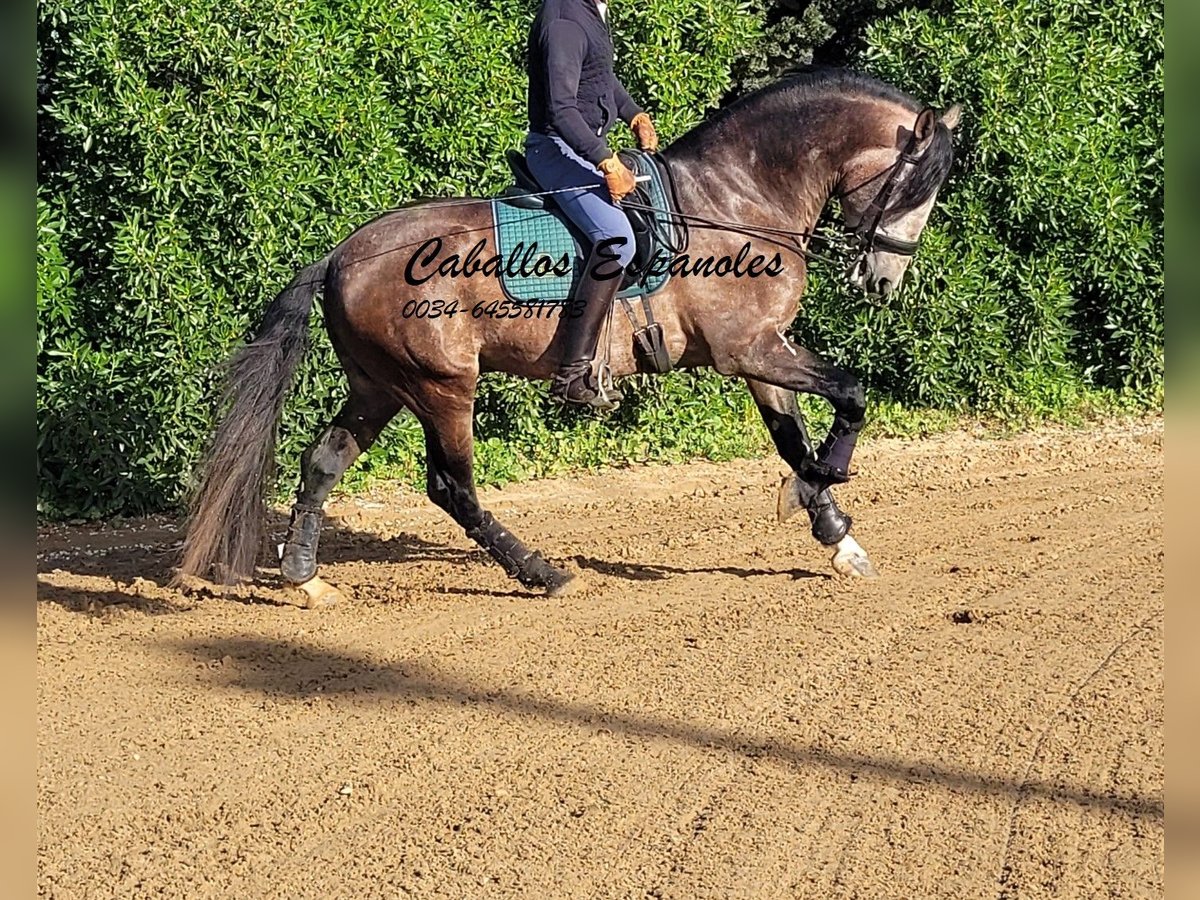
492;148;684;373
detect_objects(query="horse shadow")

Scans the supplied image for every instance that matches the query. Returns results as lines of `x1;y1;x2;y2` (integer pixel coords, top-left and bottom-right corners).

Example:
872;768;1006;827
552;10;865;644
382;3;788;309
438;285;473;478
153;633;1164;825
38;507;826;615
571;554;827;583
35;510;478;615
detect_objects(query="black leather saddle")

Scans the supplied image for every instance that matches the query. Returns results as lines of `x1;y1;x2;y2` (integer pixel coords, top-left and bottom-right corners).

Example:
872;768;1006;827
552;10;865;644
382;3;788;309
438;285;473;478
501;150;554;209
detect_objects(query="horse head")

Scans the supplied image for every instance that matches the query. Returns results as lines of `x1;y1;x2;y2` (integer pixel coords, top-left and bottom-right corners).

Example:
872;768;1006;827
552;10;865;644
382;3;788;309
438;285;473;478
839;103;962;298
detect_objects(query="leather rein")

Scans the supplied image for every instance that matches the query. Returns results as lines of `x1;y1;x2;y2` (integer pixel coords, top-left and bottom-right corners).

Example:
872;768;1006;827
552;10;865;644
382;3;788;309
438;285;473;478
621;121;926;270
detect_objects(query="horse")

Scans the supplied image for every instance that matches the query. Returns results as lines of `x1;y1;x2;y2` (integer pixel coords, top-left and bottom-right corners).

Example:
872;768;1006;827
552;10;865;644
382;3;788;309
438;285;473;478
177;67;960;605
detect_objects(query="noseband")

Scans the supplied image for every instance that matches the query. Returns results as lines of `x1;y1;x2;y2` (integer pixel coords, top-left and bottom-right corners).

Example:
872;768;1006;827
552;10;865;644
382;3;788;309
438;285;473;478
842;126;924;258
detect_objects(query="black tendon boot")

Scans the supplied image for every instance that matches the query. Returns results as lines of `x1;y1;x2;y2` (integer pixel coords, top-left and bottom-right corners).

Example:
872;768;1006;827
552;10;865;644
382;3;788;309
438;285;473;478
551;243;624;410
809;415;862;485
279;503;323;583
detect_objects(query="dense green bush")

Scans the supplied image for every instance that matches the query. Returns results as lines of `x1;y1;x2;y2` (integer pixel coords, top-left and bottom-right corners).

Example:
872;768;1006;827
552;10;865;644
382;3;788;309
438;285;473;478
37;0;1162;519
728;0;930;92
36;0;759;517
795;0;1163;407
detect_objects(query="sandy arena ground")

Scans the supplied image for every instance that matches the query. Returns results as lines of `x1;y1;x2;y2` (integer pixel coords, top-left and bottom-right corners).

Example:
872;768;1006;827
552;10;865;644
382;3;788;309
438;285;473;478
37;419;1164;899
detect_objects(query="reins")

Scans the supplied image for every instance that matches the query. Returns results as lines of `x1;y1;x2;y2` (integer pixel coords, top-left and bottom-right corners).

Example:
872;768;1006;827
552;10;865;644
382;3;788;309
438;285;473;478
330;130;927;272
620;139;924;269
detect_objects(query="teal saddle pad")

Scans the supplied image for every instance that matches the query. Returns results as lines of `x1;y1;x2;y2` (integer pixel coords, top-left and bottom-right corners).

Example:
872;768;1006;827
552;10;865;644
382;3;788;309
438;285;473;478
490;151;674;305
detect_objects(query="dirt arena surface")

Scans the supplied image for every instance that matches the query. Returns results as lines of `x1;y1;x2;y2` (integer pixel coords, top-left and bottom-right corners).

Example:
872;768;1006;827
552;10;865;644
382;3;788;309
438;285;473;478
37;419;1164;899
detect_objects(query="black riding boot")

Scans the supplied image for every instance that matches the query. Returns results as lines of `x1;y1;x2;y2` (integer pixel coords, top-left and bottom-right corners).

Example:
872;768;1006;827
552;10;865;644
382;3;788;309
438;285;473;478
551;244;624;410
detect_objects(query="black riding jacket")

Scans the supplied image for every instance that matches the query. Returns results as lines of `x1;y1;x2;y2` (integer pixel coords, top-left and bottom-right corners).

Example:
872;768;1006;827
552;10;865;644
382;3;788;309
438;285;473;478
526;0;644;166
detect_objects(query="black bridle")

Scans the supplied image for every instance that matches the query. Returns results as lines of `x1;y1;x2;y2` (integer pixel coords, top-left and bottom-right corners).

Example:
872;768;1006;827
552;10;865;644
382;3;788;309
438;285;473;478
840;126;924;259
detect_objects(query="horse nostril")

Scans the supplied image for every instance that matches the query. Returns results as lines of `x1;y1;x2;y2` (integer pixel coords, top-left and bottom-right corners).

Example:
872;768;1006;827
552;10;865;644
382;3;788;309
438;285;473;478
877;277;893;296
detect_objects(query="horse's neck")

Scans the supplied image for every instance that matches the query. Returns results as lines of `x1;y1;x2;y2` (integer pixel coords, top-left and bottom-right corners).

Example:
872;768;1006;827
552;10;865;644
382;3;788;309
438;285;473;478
665;109;850;237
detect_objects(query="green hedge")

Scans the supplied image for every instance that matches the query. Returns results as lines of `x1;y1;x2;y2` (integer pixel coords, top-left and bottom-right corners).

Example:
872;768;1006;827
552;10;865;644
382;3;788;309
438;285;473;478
792;0;1164;410
35;0;760;518
728;0;925;91
37;0;1162;519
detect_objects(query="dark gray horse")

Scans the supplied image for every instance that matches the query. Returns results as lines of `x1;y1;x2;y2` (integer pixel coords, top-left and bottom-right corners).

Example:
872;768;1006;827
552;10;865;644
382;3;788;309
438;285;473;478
179;68;960;605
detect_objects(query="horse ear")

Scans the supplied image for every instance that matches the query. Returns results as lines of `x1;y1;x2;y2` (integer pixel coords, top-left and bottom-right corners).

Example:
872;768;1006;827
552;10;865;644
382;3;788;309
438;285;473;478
913;107;938;142
940;103;963;131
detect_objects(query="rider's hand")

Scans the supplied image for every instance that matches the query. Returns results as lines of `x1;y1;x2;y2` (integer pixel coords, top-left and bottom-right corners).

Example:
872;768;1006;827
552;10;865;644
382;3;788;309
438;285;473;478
597;155;637;203
630;112;659;152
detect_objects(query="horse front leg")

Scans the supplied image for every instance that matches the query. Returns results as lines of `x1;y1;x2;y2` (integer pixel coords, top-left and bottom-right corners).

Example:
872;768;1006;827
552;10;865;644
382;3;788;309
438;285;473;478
736;346;879;578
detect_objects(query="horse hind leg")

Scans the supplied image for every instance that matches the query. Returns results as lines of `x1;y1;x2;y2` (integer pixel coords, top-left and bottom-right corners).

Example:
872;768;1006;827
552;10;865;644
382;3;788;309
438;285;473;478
416;384;575;597
279;384;401;604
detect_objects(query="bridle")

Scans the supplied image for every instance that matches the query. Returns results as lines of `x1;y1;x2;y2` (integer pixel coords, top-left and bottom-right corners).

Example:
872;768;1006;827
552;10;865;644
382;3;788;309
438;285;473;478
840;125;924;260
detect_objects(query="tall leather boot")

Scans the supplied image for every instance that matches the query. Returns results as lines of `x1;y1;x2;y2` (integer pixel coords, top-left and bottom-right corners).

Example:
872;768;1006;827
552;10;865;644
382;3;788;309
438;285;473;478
551;243;625;410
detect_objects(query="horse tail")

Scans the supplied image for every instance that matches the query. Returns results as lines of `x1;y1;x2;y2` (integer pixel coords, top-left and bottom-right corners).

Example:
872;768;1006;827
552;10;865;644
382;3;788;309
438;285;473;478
177;257;330;584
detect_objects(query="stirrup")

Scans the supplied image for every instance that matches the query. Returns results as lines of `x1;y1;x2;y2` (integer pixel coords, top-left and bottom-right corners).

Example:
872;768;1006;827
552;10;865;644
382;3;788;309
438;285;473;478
551;361;623;410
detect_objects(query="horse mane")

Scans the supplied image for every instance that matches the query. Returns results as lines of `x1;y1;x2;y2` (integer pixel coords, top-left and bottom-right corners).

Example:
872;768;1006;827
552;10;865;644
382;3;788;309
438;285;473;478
672;66;955;220
759;66;928;113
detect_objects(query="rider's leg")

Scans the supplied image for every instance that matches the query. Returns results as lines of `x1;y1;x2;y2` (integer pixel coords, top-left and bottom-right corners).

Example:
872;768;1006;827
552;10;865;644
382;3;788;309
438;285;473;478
524;133;636;408
553;240;627;408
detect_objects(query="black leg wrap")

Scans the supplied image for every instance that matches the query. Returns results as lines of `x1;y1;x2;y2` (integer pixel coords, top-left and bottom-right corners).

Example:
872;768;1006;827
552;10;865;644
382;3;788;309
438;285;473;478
808;490;852;546
809;415;862;485
280;504;323;583
466;512;569;591
801;457;854;486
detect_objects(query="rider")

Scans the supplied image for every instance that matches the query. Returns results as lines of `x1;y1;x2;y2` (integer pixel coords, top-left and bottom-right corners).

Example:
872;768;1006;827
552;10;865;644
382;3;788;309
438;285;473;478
524;0;659;409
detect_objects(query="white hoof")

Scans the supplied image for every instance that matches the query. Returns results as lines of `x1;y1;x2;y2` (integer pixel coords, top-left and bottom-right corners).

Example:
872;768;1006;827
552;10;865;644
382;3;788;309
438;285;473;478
831;535;880;578
290;576;345;609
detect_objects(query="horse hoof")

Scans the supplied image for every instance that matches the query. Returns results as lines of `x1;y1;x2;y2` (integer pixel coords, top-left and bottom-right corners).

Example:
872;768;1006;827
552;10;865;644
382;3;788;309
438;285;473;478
520;553;577;598
832;551;880;578
291;576;345;609
542;569;578;598
776;473;803;523
831;535;880;578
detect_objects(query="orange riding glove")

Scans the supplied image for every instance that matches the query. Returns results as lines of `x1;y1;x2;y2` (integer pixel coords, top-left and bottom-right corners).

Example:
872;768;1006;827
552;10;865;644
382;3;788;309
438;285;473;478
630;112;659;152
597;155;637;203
